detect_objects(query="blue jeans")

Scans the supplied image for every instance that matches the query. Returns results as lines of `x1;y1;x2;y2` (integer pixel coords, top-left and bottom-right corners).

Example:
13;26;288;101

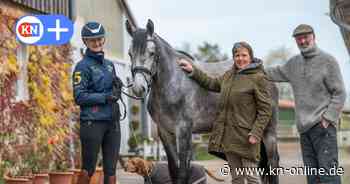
300;122;341;184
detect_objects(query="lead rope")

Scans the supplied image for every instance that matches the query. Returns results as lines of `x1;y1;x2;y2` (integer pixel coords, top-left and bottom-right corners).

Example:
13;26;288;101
128;102;153;184
117;80;150;121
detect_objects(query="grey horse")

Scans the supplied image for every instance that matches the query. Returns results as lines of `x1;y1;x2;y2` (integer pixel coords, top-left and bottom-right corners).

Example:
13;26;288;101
125;19;279;184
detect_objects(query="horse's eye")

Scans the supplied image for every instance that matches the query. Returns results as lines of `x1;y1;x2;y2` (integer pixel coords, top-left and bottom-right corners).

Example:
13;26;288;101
149;52;155;57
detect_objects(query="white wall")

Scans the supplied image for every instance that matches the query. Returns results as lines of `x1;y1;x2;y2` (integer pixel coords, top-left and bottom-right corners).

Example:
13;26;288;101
74;0;125;58
110;56;132;155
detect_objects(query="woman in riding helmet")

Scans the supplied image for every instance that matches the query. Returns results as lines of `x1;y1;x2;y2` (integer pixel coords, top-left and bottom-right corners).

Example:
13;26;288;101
73;22;122;184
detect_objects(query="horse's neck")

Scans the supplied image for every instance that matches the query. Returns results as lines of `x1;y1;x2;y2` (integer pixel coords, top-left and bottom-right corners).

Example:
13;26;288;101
148;37;185;113
154;37;183;92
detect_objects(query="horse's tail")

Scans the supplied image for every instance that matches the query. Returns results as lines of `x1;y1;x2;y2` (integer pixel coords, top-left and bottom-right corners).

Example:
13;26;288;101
259;142;269;182
203;168;225;182
259;142;279;184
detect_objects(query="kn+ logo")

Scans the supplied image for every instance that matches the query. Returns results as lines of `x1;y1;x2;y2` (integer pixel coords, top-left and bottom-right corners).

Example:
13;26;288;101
15;15;73;45
16;16;43;44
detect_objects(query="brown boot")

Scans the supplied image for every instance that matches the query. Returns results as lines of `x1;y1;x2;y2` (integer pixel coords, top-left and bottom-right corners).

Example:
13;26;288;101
108;176;116;184
77;170;90;184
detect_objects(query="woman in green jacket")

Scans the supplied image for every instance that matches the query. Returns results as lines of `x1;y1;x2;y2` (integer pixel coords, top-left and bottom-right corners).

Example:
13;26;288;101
178;42;272;184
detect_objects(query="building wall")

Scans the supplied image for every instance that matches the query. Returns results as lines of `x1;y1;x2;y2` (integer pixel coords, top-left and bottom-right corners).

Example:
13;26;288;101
1;0;37;16
340;112;350;130
73;0;125;59
113;59;131;154
10;0;71;17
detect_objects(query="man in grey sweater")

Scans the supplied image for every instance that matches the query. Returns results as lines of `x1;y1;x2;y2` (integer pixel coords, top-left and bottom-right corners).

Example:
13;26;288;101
265;24;346;184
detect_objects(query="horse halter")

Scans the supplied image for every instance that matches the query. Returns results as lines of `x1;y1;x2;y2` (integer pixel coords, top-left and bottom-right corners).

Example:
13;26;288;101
131;38;160;93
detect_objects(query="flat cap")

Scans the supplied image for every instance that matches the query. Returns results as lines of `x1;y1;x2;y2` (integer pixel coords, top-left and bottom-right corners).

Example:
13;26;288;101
292;24;314;37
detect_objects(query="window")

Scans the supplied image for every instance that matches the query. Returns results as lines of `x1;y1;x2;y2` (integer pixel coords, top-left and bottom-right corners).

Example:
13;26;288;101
15;43;29;101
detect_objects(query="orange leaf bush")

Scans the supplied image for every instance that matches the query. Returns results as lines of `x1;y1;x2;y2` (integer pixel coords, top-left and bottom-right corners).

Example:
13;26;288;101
0;9;79;178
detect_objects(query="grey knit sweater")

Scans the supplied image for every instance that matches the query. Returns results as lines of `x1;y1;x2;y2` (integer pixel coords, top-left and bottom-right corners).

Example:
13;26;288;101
265;46;346;133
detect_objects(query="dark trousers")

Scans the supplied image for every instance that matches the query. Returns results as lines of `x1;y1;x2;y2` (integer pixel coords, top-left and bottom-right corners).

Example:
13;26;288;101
80;120;121;183
300;122;341;184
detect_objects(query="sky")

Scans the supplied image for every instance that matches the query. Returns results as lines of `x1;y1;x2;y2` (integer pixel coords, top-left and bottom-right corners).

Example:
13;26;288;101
127;0;350;92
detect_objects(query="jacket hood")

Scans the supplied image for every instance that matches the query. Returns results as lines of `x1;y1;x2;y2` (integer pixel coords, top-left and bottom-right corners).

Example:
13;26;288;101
236;58;264;74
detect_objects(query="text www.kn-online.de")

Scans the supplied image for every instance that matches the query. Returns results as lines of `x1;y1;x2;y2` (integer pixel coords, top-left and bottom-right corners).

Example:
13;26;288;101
219;164;345;176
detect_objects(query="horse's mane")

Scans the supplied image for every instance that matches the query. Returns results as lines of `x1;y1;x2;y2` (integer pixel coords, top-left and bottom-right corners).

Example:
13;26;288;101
155;34;196;65
175;50;195;61
132;30;189;63
133;29;230;77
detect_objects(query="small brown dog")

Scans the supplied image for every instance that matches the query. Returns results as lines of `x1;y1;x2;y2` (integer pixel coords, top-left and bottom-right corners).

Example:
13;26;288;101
125;157;225;184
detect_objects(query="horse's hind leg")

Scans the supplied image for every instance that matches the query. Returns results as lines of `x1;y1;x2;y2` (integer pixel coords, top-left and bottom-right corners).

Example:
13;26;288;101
175;121;192;184
262;134;280;184
262;113;280;184
158;126;179;184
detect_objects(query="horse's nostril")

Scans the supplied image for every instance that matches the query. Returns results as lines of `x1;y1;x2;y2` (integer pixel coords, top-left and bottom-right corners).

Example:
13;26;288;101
141;86;146;92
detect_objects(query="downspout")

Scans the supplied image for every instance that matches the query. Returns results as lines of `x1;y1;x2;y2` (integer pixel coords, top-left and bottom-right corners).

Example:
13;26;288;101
68;0;77;169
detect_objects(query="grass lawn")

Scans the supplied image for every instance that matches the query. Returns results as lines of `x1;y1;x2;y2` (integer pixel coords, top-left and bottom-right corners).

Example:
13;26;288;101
194;146;217;161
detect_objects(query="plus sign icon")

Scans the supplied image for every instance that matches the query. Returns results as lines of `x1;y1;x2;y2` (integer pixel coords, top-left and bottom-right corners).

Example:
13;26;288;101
15;15;73;45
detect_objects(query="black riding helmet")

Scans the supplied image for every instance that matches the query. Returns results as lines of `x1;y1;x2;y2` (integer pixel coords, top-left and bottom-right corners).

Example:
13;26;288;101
81;22;105;39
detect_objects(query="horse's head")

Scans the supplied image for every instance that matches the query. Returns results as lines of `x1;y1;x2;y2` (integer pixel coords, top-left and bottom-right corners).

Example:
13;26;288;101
126;19;158;97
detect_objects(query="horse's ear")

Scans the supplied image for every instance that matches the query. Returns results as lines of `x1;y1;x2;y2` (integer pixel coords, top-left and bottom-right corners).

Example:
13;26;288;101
146;19;154;36
126;19;135;36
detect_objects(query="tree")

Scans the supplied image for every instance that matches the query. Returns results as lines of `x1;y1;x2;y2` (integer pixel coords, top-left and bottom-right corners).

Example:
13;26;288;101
264;46;292;67
177;41;228;63
194;41;228;63
264;46;294;101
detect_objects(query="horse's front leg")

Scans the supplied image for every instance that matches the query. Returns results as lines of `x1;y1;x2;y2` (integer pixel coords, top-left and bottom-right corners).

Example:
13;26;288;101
175;120;192;184
158;126;178;184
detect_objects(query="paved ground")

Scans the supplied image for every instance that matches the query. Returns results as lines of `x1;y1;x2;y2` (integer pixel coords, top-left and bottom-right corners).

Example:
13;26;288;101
116;142;350;184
